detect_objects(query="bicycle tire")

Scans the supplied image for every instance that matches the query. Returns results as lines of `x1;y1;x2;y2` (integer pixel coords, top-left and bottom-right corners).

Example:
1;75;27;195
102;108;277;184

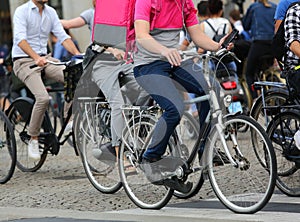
250;89;290;129
0;111;17;184
173;111;205;199
60;101;73;147
207;114;276;213
74;102;122;194
48;97;59;134
119;117;176;209
7;98;47;172
266;110;300;197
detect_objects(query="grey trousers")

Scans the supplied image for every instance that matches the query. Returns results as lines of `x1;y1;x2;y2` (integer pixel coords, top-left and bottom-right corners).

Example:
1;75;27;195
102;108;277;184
91;60;149;147
13;55;65;137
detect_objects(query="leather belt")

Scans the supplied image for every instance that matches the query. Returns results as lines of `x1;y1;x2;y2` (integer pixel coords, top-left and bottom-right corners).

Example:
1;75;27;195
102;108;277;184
13;54;46;62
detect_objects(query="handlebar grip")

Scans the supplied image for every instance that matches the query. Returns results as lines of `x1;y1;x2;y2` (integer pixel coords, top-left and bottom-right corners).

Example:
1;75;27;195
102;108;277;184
29;64;38;69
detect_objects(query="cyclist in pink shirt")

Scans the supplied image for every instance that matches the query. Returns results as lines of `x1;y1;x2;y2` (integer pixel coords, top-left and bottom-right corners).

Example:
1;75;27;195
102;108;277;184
133;0;231;193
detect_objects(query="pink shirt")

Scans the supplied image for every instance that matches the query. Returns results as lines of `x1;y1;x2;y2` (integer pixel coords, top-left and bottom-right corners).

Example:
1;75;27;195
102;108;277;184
134;0;198;30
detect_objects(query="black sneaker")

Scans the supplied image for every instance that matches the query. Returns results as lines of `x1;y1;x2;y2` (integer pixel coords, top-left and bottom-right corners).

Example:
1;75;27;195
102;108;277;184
92;142;116;165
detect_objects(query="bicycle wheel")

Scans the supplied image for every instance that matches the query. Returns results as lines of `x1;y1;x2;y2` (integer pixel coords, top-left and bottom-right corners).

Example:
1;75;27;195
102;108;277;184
250;90;290;129
75;101;122;194
119;117;177;209
0;111;16;184
207;114;276;213
266;110;300;197
7;98;47;172
47;96;59;134
173;112;205;199
60;101;73;147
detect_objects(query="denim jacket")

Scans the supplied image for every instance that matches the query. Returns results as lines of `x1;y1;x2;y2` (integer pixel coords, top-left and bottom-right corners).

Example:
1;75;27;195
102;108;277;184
242;1;277;41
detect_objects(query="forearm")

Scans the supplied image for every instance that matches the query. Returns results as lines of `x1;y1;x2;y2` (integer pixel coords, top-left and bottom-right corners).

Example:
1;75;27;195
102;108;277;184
290;40;300;58
188;25;220;51
136;34;168;55
61;17;85;29
18;40;40;60
62;38;80;55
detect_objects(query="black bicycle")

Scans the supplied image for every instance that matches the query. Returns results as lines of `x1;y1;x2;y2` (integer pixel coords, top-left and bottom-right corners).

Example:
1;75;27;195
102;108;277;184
6;57;83;172
118;49;277;213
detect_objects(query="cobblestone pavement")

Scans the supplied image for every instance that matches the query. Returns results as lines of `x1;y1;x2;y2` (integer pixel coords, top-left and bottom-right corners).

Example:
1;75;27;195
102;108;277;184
0;144;214;212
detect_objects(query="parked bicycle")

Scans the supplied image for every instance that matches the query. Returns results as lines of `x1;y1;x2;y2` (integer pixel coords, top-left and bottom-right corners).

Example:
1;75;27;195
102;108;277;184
118;48;277;213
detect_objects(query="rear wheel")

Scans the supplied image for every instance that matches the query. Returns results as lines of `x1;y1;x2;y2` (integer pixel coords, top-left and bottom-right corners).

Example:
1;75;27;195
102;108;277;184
7;99;47;172
266;111;300;197
0;111;16;184
119;117;176;209
173;112;205;199
250;90;290;129
75;100;122;194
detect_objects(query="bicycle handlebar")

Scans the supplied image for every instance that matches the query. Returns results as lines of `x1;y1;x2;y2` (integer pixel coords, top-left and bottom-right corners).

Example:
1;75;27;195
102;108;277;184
29;54;84;69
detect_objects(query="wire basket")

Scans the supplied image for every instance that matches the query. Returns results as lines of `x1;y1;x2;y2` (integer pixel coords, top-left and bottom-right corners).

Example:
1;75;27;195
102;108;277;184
64;62;83;102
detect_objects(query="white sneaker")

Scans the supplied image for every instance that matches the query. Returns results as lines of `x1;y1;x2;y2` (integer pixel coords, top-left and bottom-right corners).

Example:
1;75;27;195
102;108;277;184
294;130;300;150
64;121;73;135
28;139;41;161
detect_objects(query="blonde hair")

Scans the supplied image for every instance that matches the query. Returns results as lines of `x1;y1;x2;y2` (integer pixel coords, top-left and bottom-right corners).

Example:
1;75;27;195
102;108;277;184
258;0;271;8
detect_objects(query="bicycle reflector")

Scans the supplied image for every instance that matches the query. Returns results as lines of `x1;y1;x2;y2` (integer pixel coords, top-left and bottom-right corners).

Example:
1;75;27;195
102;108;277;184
221;81;237;90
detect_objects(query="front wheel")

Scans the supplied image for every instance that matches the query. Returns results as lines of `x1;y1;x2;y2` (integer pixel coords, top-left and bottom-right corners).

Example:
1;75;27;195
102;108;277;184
207;114;276;213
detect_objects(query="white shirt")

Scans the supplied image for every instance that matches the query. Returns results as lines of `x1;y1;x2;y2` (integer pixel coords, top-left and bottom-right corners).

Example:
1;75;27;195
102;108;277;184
12;0;70;58
203;17;231;39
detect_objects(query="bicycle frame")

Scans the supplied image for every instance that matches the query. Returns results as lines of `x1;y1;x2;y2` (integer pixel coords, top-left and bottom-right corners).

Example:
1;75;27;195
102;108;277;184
121;54;244;178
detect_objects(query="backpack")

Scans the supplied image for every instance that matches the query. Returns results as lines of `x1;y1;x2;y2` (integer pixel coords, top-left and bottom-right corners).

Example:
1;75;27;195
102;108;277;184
205;20;227;42
272;2;300;69
92;0;161;61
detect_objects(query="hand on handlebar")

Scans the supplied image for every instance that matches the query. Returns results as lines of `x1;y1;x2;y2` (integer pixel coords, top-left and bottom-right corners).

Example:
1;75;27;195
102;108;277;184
161;47;182;66
34;56;48;68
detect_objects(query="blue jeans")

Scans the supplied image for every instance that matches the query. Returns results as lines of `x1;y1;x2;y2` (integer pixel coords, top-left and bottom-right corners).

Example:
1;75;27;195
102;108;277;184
134;60;210;160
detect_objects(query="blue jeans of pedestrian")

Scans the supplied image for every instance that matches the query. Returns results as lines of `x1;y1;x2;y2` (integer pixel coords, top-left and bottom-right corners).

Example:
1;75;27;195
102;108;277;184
134;60;210;160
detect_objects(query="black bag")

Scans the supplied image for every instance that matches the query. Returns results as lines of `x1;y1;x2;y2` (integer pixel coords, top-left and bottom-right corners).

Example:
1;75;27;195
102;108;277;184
205;20;227;42
272;2;300;69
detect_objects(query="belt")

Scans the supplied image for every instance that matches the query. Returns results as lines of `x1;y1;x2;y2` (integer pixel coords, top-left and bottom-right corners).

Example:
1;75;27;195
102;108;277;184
12;54;46;62
12;56;30;62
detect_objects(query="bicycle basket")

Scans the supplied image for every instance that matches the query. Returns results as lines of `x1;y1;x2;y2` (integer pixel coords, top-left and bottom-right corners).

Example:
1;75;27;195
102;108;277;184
64;62;83;102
